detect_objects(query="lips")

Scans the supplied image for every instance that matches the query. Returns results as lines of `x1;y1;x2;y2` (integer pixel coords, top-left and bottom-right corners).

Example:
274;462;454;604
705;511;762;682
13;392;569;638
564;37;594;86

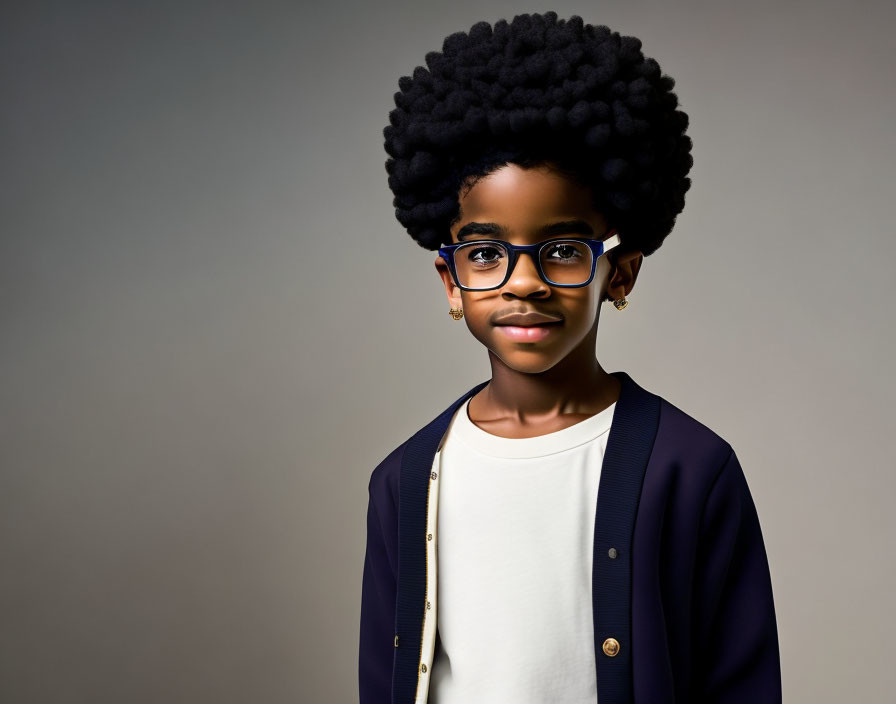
495;323;559;342
492;311;564;327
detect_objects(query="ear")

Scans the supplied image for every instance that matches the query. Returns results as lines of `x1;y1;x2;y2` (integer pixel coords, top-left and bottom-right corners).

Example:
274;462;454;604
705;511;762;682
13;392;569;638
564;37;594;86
606;250;644;301
435;256;463;309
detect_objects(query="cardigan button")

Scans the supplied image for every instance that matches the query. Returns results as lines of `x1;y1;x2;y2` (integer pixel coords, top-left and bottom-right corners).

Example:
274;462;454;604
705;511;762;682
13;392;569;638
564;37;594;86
602;637;620;657
608;547;618;559
421;663;428;673
427;533;433;541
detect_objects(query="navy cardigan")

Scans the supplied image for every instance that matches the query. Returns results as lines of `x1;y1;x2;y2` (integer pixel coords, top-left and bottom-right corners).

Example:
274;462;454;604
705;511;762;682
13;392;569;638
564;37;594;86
359;370;782;703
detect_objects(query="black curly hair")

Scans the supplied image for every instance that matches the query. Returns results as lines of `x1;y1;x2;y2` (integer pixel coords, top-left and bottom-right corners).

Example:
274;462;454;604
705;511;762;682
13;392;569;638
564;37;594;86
383;11;693;258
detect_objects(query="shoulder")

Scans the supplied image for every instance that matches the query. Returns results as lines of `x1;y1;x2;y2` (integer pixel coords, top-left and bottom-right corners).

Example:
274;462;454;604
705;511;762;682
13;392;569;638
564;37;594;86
636;387;754;534
366;380;486;503
649;390;736;480
367;438;409;512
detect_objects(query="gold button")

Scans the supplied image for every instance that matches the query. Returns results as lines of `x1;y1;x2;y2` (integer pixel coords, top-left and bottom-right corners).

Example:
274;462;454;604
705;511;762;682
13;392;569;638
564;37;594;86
421;663;428;673
427;533;433;541
602;637;620;657
394;634;399;647
431;471;438;480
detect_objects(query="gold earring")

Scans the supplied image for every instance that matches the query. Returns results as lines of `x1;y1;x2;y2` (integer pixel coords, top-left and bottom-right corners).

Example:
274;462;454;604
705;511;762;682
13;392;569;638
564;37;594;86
448;306;464;320
612;296;628;310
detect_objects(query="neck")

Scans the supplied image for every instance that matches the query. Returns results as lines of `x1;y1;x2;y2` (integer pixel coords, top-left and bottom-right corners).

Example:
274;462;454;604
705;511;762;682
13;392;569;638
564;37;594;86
480;342;620;423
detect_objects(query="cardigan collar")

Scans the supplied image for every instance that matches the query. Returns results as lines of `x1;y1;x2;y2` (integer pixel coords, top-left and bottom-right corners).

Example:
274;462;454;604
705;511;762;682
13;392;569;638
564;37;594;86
393;370;661;704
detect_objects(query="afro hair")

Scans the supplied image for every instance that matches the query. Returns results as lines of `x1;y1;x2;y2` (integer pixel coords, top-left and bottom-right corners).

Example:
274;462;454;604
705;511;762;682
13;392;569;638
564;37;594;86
383;11;693;257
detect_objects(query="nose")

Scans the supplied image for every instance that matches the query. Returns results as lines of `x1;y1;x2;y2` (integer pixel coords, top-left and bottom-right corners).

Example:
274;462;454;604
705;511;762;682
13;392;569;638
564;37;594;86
502;251;548;296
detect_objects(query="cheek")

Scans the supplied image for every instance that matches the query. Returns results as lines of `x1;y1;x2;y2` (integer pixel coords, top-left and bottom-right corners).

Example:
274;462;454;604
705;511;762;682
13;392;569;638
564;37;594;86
455;291;485;331
458;291;490;324
561;289;601;329
595;256;612;292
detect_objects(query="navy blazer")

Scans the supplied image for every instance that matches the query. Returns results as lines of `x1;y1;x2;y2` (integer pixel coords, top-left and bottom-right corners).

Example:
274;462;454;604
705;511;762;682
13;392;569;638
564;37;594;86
359;370;782;703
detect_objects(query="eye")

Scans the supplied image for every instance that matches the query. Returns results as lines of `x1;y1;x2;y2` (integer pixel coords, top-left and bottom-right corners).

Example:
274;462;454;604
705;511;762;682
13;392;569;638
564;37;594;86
466;244;506;267
543;242;585;263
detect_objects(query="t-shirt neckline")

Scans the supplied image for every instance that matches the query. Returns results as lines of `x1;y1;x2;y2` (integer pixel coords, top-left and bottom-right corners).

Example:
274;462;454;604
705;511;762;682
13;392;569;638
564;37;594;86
448;396;616;459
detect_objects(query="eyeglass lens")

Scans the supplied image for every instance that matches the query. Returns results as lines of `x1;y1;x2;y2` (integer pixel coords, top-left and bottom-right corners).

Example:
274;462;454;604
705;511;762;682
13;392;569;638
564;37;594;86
453;240;594;289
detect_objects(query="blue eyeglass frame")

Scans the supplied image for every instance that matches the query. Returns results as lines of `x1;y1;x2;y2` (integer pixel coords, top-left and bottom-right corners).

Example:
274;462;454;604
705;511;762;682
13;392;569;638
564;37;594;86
438;230;622;291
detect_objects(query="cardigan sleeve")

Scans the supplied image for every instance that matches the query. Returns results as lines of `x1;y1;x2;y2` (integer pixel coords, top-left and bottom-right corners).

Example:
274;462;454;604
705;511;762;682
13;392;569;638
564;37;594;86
359;458;400;704
691;448;783;703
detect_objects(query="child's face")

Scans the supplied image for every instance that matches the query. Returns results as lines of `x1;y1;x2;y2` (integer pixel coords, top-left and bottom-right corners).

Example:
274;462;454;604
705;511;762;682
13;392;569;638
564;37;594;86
435;162;635;374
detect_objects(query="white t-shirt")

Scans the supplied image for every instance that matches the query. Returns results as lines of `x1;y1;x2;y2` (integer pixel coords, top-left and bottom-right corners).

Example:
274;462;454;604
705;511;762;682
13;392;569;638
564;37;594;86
429;395;616;703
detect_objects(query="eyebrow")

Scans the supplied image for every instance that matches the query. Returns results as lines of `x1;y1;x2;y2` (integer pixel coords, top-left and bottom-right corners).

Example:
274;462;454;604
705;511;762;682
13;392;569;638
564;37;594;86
456;219;595;240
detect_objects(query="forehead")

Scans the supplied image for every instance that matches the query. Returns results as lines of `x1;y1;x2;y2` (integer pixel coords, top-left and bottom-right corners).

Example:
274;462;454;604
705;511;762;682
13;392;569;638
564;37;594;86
457;163;599;221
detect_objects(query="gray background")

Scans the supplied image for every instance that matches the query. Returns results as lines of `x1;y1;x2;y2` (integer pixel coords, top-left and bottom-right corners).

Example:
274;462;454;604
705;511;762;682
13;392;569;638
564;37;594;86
2;0;893;701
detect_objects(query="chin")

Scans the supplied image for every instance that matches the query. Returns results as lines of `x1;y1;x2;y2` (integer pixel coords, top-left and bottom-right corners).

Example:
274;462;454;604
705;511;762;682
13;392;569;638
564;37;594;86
489;346;568;374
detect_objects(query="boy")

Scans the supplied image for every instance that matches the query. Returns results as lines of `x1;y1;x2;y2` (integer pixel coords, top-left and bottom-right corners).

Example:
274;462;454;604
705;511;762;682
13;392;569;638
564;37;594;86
360;12;781;704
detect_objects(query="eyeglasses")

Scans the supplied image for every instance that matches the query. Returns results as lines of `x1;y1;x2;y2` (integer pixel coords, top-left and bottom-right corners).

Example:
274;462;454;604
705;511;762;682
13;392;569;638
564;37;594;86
438;230;621;291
